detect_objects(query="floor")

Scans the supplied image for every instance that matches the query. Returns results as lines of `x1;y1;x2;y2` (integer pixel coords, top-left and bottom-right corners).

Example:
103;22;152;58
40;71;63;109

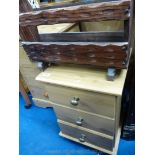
19;93;135;155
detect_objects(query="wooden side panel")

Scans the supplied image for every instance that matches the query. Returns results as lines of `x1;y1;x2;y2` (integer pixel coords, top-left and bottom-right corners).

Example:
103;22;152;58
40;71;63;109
19;26;40;41
22;42;127;68
114;96;122;141
19;0;131;27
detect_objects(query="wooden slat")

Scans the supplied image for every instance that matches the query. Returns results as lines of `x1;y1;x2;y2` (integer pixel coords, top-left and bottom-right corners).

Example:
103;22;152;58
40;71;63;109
38;0;119;10
19;0;33;13
39;32;125;42
19;0;131;27
20;26;40;41
22;41;128;68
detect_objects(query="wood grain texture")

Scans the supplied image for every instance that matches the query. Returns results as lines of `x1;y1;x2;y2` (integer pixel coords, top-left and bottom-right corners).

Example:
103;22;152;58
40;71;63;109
59;131;113;154
53;104;115;136
19;0;131;27
19;0;33;13
22;42;128;68
38;23;79;33
114;96;122;142
32;98;53;108
80;20;124;32
58;120;114;151
36;65;127;96
38;0;119;10
19;25;40;41
19;78;32;106
59;128;120;155
45;84;116;118
28;85;50;101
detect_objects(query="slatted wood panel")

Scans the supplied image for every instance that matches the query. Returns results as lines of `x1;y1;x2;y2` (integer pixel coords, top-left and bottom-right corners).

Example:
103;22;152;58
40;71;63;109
22;42;128;68
19;0;131;27
19;0;131;69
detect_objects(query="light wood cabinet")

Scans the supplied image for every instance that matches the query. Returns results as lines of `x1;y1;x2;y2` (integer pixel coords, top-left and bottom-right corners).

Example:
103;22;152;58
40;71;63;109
35;65;127;155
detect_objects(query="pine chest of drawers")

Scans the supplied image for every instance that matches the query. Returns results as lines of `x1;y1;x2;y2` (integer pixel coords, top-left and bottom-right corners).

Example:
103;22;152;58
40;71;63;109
35;65;127;155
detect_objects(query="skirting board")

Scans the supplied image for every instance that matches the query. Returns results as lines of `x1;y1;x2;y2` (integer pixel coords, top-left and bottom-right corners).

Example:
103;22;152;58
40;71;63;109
59;127;121;155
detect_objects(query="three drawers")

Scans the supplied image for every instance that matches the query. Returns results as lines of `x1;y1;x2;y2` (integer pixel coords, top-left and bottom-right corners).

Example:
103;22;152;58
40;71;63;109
46;84;116;118
35;66;126;154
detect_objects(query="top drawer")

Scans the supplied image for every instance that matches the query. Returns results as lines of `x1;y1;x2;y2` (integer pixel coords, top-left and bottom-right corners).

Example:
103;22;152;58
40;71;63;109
45;84;116;118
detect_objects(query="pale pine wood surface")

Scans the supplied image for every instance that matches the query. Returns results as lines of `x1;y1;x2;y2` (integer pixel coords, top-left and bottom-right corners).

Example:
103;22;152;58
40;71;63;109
58;120;113;151
53;104;115;136
36;65;127;96
38;23;79;33
81;21;124;32
32;98;52;108
45;84;116;118
59;127;121;155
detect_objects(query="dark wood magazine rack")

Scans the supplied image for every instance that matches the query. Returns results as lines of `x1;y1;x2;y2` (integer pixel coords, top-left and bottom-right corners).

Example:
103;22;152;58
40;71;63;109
19;0;133;80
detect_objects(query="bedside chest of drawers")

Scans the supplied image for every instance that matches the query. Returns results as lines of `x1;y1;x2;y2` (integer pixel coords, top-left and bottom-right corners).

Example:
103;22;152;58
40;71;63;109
35;65;127;155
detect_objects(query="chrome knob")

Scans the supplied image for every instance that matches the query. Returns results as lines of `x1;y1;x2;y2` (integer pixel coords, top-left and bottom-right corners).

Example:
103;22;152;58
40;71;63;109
70;97;79;106
79;134;86;143
76;117;83;126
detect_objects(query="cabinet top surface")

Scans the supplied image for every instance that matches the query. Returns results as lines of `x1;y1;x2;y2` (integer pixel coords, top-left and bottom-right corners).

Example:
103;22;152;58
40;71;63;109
36;65;127;96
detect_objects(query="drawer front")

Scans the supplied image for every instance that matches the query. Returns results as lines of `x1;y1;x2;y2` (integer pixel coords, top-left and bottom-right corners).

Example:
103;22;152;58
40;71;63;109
46;85;116;118
54;105;115;136
32;98;52;108
29;85;49;101
58;120;114;151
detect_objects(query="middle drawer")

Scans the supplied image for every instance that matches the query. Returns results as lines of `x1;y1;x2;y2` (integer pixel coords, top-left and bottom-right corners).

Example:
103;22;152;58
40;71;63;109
45;84;116;118
53;104;115;136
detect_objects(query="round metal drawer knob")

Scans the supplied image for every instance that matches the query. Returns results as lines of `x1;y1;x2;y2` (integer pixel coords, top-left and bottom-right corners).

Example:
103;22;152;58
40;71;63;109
76;117;83;126
70;97;79;106
79;134;86;143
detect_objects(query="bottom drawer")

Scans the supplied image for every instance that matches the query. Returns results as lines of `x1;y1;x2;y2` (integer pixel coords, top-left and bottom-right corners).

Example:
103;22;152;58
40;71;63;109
58;120;114;151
